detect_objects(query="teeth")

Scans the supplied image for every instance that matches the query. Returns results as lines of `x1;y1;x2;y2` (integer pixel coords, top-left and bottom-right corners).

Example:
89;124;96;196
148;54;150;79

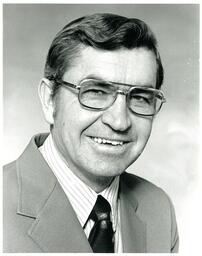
92;137;124;146
97;138;102;144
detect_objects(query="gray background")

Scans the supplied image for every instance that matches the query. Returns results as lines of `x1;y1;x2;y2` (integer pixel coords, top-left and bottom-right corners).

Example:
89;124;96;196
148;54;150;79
3;4;200;253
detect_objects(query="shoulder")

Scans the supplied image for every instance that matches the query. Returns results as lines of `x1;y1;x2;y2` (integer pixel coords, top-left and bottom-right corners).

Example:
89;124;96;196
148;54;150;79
120;171;177;229
121;172;173;210
120;173;179;252
4;160;17;171
121;171;166;193
4;161;18;185
3;161;19;203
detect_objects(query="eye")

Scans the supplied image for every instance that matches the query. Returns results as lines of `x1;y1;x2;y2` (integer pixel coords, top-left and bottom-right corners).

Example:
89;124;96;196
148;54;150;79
86;88;108;95
130;91;155;106
81;81;114;97
133;95;151;104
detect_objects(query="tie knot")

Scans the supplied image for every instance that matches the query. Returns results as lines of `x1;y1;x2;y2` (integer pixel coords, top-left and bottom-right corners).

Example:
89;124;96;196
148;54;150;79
90;195;111;222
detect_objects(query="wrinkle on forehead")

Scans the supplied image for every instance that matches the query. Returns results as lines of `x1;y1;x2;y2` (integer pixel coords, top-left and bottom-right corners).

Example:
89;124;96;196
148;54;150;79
63;46;157;87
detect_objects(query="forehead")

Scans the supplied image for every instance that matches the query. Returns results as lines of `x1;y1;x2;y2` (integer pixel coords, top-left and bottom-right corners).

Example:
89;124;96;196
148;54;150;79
63;47;157;86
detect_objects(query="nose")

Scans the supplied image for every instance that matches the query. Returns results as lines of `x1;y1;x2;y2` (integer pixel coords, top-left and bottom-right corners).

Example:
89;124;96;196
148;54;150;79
101;94;132;132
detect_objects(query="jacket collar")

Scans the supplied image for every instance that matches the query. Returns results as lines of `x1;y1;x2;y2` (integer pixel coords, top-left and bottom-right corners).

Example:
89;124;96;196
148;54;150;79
16;134;146;252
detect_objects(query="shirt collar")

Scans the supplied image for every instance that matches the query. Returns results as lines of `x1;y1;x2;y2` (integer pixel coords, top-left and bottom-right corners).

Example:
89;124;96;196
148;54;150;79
39;133;120;231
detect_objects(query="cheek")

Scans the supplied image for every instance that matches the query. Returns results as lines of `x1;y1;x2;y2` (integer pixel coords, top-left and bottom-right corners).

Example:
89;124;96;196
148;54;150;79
55;101;102;141
56;90;101;125
133;117;153;141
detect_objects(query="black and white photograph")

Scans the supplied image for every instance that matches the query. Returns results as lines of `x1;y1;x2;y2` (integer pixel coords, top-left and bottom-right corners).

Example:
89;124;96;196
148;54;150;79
3;2;200;253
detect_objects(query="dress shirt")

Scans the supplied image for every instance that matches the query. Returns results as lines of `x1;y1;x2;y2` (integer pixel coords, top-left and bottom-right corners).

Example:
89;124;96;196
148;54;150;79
39;134;123;252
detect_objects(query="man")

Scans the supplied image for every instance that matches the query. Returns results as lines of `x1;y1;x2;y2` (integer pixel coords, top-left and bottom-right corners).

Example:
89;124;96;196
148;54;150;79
3;13;179;253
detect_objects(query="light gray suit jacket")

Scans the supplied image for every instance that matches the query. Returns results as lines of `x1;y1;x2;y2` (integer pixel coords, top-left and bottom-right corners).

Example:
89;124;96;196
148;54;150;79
3;134;179;253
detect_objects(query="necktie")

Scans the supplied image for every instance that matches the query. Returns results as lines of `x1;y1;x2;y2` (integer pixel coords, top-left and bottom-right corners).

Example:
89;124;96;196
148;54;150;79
88;195;114;253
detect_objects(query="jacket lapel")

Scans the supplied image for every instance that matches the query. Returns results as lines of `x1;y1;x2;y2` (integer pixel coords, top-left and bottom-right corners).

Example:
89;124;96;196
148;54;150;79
120;174;146;253
16;134;92;252
28;182;92;252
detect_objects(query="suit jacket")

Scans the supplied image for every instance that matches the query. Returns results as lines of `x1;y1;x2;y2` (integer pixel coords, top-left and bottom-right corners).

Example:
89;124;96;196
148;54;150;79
3;133;179;253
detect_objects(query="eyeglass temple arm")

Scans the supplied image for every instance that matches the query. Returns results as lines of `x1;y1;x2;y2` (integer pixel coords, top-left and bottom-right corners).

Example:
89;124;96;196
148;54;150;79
48;77;79;90
55;79;79;90
157;93;166;103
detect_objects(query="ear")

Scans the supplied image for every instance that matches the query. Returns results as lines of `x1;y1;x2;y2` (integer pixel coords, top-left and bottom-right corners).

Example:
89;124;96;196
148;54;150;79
38;78;55;125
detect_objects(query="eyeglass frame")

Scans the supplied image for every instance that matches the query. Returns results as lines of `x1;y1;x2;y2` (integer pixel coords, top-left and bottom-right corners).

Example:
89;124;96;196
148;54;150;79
48;77;166;116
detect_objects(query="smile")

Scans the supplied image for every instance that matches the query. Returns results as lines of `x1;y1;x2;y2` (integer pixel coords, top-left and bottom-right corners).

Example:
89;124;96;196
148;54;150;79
91;137;125;146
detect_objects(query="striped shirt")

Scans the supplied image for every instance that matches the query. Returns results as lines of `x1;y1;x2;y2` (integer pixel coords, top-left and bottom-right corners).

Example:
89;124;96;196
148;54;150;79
39;134;123;252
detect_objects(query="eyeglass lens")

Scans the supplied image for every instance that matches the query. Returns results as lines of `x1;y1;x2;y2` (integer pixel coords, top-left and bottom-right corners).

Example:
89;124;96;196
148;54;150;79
79;80;163;115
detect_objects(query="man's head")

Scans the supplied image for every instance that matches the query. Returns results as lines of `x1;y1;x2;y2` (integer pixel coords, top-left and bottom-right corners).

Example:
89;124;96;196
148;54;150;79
44;13;163;94
39;13;165;191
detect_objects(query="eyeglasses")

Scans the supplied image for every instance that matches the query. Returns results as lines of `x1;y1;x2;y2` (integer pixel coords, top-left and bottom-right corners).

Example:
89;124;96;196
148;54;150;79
51;78;166;116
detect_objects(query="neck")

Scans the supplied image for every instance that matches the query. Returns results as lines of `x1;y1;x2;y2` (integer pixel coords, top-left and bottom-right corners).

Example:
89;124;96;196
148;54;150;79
82;175;115;193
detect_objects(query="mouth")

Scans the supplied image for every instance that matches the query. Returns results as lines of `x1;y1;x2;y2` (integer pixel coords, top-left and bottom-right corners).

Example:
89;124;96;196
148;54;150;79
90;136;129;146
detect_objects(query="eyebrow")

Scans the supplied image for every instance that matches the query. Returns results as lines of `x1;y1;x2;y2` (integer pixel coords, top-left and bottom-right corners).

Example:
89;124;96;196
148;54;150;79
82;74;107;82
82;74;155;89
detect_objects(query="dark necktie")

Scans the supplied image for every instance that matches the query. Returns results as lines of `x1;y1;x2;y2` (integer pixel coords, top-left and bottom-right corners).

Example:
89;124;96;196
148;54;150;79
88;195;114;253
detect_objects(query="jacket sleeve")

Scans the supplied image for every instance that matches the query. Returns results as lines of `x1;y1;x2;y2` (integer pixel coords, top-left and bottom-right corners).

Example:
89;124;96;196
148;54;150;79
170;199;179;253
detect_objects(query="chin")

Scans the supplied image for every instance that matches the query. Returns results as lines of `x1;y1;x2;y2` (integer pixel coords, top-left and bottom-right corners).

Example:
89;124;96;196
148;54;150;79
89;163;127;178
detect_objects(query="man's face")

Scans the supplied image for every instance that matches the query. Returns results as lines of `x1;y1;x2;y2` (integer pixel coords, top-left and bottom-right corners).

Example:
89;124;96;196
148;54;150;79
51;47;157;189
